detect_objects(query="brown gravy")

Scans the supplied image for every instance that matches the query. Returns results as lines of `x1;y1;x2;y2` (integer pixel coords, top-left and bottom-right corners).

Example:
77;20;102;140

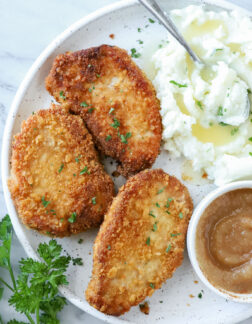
196;188;252;294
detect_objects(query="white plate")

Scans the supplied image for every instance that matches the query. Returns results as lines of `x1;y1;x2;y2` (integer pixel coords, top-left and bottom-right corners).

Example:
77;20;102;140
2;0;252;323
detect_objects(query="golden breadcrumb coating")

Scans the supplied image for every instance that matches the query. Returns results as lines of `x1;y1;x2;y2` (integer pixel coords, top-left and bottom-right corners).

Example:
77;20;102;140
45;45;162;177
8;105;114;236
85;169;193;315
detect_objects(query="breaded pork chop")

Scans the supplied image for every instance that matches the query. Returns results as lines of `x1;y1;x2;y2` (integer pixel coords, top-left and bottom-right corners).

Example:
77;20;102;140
45;45;162;177
85;169;193;315
8;106;114;237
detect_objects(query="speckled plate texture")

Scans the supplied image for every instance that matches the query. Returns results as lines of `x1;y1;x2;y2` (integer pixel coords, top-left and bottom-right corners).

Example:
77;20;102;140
2;0;252;323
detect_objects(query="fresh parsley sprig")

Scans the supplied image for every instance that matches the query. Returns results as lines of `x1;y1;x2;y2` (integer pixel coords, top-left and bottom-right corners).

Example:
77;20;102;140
0;214;70;324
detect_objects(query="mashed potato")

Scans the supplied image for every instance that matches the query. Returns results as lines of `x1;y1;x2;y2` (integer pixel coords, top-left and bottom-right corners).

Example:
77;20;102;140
152;5;252;186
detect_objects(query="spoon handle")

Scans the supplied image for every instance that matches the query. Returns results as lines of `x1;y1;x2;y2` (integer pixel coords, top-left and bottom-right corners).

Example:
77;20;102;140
138;0;202;64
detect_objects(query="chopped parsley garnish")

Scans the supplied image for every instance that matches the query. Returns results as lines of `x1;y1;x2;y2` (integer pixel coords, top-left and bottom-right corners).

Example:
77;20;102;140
248;89;252;94
120;132;131;144
149;18;155;23
96;73;101;78
109;107;115;114
58;163;64;173
73;173;76;177
168;198;173;202
179;212;183;219
41;196;50;208
91;197;96;205
166;210;171;215
249;137;252;142
111;117;120;128
59;91;66;100
152;222;158;232
80;166;90;175
231;128;239;136
68;212;77;223
88;85;95;93
149;211;156;218
75;155;82;163
72;257;83;266
165;198;172;208
106;135;112;141
159;301;163;303
166;244;172;253
107;245;111;250
146;237;151;246
215;48;223;52
170;233;181;237
149;283;155;289
169;80;188;88
80;101;89;107
196;101;203;110
88;107;95;113
78;239;83;244
157;188;164;194
130;48;141;58
249;152;252;156
120;134;127;144
155;202;160;208
219;122;229;126
217;106;223;116
198;292;203;299
137;27;142;32
137;39;144;44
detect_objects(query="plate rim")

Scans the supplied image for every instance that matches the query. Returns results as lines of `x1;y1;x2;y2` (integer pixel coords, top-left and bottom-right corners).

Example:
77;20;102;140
1;0;252;323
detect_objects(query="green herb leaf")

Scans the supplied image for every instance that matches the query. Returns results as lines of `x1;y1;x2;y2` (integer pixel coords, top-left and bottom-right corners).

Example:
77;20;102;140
170;233;181;237
166;244;172;253
137;40;144;44
152;222;158;232
107;245;111;250
80;166;90;175
179;212;183;219
149;283;155;289
217;106;223;116
248;137;252;142
137;28;141;32
80;102;89;107
231;128;239;136
130;48;141;58
198;292;203;299
146;237;151;246
149;211;156;218
111;118;120;129
88;108;95;113
75;155;82;163
72;257;83;266
219;122;229;126
41;196;50;208
58;163;64;173
248;89;252;94
105;135;112;142
249;152;252;156
196;101;203;110
59;91;66;100
68;212;77;223
91;197;96;205
170;80;188;88
149;18;155;23
78;239;83;244
155;202;160;208
157;188;164;194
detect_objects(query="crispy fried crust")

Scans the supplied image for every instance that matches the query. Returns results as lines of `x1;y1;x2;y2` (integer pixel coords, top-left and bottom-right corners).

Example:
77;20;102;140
8;105;114;236
85;169;193;315
45;45;162;177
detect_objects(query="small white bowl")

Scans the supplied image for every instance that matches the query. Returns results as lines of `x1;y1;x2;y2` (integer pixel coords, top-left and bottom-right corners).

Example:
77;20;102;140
187;180;252;303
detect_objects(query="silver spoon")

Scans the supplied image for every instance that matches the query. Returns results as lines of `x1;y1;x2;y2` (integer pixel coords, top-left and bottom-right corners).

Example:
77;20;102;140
138;0;250;125
138;0;202;65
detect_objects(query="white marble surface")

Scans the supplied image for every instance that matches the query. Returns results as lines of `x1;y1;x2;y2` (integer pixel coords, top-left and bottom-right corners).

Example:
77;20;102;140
0;0;252;323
